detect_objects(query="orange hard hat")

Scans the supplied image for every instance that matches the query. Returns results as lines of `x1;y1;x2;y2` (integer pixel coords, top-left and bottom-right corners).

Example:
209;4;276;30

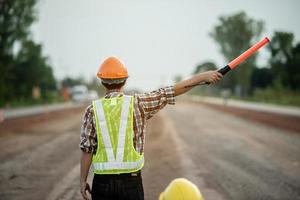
97;57;128;79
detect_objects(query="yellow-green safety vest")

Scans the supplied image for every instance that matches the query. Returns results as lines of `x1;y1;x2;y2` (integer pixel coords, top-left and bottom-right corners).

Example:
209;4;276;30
92;95;144;174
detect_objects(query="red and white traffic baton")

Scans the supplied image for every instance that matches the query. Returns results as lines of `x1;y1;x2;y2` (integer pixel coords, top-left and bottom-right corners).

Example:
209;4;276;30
187;37;270;87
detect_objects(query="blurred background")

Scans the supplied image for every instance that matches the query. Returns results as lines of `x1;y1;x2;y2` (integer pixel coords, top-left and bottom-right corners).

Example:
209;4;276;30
0;0;299;200
1;0;300;106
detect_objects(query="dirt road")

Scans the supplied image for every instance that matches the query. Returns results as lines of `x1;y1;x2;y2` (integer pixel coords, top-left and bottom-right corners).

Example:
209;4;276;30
0;101;299;200
162;102;300;200
0;107;84;200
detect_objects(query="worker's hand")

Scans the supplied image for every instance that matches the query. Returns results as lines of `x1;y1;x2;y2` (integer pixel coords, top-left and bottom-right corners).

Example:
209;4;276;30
80;181;91;200
201;70;223;84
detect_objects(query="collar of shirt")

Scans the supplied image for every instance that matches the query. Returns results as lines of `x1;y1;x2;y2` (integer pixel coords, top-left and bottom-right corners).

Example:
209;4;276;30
104;90;124;98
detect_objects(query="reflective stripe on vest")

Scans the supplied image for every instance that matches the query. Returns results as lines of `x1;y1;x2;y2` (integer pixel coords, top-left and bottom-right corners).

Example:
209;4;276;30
92;95;144;174
93;157;144;171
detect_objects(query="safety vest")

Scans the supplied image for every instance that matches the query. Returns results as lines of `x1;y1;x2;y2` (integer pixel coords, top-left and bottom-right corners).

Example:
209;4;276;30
92;95;144;174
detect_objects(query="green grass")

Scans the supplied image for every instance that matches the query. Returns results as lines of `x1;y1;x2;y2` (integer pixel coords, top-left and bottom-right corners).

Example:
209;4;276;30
192;88;300;107
2;91;64;109
247;89;300;107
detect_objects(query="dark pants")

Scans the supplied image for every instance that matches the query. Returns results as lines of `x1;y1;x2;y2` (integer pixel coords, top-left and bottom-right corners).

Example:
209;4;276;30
92;172;144;200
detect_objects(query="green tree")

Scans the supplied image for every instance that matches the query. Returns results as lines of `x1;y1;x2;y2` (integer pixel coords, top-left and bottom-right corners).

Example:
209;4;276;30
61;76;85;88
193;61;217;74
251;67;273;89
210;12;264;95
288;43;300;90
0;0;38;106
268;31;300;90
0;0;37;55
14;40;56;99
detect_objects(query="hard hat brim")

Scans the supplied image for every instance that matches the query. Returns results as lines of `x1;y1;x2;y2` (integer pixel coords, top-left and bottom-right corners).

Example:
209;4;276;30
97;73;129;79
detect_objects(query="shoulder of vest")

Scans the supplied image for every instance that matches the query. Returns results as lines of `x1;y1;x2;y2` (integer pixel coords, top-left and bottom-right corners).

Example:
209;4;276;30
94;95;133;102
92;99;101;104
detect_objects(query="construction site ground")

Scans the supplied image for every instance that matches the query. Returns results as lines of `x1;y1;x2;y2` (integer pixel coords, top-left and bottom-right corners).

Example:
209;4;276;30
0;99;299;200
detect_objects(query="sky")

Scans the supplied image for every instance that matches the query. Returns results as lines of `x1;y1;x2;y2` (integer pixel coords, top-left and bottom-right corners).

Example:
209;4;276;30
32;0;300;91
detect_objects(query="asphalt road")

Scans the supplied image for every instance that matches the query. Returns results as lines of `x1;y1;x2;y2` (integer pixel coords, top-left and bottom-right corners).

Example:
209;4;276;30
0;101;299;200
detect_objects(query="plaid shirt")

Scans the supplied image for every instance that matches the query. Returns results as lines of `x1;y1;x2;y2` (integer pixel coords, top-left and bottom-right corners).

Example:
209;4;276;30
79;86;175;154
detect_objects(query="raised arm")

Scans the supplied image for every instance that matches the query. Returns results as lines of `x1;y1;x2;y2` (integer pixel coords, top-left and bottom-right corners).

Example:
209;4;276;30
174;70;222;96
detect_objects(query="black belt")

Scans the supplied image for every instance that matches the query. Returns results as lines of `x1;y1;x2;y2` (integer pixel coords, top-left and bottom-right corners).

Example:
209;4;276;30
94;170;141;178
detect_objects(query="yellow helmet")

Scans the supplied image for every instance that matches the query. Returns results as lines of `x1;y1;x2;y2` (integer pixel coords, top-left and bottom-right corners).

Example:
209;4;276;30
159;178;204;200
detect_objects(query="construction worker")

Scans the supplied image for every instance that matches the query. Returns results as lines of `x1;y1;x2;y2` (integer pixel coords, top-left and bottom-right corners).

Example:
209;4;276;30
159;178;204;200
80;56;222;200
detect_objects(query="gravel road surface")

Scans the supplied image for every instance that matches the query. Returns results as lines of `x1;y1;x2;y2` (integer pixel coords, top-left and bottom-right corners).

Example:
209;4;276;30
0;101;299;200
164;102;300;200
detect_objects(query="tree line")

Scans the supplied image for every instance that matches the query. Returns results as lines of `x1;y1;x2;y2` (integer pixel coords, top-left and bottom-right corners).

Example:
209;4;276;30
1;1;299;107
0;0;56;107
194;12;300;97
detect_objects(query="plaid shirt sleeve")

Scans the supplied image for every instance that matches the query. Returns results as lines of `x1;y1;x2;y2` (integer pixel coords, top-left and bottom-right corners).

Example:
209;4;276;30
79;105;97;154
136;85;175;119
